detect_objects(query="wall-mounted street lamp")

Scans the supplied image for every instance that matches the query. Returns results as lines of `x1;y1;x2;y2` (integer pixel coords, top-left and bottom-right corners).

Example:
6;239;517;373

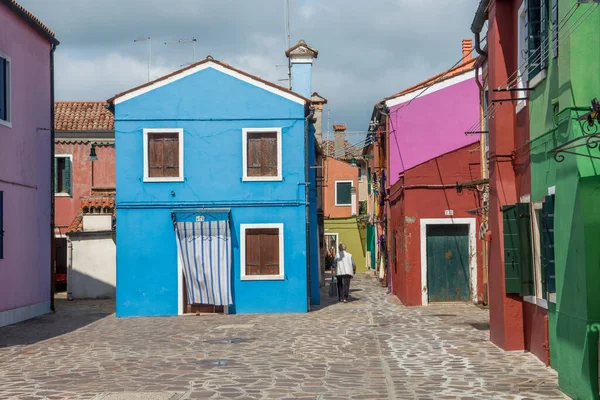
350;157;357;167
88;144;98;161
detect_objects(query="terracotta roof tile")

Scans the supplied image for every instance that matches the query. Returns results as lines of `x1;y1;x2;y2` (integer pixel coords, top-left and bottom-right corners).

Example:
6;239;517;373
384;57;478;103
1;0;59;44
333;124;347;131
67;194;116;233
108;57;310;105
54;102;114;131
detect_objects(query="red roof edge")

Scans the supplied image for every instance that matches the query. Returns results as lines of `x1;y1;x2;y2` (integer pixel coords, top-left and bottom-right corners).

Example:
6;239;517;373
1;0;59;45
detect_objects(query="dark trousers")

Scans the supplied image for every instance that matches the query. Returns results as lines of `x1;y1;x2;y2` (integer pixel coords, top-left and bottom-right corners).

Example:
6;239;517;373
337;275;351;301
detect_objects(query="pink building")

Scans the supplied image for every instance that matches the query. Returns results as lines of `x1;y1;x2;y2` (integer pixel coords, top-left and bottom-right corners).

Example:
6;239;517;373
0;0;59;327
381;40;484;306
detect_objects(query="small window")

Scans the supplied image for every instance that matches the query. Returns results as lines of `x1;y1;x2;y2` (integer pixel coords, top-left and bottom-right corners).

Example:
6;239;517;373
241;224;284;280
335;181;353;206
0;52;11;127
242;128;282;181
54;155;72;196
143;128;184;182
0;191;3;259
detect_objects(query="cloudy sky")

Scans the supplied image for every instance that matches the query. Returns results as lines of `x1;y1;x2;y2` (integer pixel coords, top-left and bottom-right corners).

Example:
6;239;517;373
20;0;479;143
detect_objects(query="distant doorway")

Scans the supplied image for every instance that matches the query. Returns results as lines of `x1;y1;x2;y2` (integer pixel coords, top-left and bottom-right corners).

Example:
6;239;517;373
420;218;477;305
426;224;470;302
324;233;338;270
55;237;67;292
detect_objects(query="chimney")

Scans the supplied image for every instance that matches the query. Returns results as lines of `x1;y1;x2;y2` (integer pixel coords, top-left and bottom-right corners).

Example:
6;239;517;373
285;40;318;99
311;92;327;145
333;124;346;158
462;39;473;61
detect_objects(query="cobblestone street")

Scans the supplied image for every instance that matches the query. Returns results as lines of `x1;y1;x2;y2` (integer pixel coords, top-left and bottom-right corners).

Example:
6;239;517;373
0;275;567;400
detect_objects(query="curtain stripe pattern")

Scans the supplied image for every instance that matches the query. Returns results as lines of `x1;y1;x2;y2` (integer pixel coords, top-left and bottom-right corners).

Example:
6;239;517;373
175;220;232;306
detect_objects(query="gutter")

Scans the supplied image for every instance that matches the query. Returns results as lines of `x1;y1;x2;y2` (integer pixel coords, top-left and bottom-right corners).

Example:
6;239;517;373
471;0;489;58
50;43;57;312
304;106;315;311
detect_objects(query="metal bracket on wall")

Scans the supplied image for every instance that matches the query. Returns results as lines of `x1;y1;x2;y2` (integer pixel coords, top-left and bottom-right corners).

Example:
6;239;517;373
549;98;600;162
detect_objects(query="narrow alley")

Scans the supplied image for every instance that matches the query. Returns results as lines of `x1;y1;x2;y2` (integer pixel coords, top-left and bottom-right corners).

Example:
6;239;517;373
0;275;565;400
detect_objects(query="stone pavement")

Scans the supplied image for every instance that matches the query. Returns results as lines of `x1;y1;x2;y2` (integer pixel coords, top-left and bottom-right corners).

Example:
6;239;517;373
0;275;567;400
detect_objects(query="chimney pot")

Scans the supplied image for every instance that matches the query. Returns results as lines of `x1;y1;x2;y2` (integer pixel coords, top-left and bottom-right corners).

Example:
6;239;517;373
462;39;473;61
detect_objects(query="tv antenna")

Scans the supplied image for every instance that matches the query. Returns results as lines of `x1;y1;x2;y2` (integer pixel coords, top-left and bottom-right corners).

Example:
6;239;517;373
134;37;151;82
276;0;292;89
165;38;197;67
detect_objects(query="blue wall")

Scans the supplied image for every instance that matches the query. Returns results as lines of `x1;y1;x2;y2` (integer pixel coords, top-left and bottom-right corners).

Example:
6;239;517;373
114;65;316;316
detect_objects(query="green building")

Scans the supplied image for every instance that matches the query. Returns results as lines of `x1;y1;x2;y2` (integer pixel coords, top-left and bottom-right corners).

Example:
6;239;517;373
529;0;600;397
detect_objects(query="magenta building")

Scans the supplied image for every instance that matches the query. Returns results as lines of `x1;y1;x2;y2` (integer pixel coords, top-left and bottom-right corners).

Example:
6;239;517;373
0;0;59;327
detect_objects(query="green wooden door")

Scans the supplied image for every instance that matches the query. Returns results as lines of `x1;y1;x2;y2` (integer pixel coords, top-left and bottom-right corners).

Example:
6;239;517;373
426;224;470;302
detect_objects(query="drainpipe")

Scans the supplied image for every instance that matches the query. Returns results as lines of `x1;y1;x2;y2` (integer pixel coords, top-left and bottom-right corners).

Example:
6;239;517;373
304;105;315;311
474;64;490;305
66;236;73;301
471;0;489;58
50;43;57;313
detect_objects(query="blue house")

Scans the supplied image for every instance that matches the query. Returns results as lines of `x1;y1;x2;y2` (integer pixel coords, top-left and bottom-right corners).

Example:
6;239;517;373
108;40;322;316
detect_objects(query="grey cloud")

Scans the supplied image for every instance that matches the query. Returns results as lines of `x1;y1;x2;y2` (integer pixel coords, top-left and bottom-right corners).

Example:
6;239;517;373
19;0;479;140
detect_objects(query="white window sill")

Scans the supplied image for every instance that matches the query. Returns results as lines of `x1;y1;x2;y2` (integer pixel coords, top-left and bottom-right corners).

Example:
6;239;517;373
54;193;72;197
0;119;12;128
143;177;184;183
241;275;284;281
516;100;527;115
335;204;352;207
529;70;547;89
242;176;283;182
523;295;548;309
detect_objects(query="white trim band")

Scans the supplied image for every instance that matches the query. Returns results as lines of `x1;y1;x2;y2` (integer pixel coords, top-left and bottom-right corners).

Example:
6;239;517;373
0;301;51;328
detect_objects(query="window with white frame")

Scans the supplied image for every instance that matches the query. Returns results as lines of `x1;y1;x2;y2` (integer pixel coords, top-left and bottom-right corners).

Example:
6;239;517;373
143;128;184;182
242;128;282;181
54;155;72;196
335;181;353;206
240;224;284;280
531;202;545;301
0;52;11;127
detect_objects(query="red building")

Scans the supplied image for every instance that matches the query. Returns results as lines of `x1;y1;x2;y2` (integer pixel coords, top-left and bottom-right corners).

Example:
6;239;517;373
389;143;484;306
472;0;548;364
53;102;115;286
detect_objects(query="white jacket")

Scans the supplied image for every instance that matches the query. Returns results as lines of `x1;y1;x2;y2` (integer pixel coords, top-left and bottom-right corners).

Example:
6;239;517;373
334;251;356;277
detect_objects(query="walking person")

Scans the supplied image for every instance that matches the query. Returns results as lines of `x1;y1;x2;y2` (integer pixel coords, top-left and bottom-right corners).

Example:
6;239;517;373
333;243;356;303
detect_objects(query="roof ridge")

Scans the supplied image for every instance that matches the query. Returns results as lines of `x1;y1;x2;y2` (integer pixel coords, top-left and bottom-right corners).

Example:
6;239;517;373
107;57;310;105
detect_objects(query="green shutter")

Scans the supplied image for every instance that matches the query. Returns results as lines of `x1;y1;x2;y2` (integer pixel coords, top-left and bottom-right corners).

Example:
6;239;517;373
518;202;534;296
542;195;556;294
503;205;522;294
336;182;352;205
53;157;58;194
64;157;72;195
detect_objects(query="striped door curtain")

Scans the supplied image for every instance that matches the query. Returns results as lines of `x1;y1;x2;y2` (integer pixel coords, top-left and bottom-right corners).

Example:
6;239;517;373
175;220;232;306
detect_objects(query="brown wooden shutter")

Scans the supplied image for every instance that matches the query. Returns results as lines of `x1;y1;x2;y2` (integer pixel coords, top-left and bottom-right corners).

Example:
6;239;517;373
261;134;277;177
247;132;278;177
163;133;179;177
247;135;262;177
148;132;179;177
245;230;261;275
260;228;279;275
245;228;280;275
